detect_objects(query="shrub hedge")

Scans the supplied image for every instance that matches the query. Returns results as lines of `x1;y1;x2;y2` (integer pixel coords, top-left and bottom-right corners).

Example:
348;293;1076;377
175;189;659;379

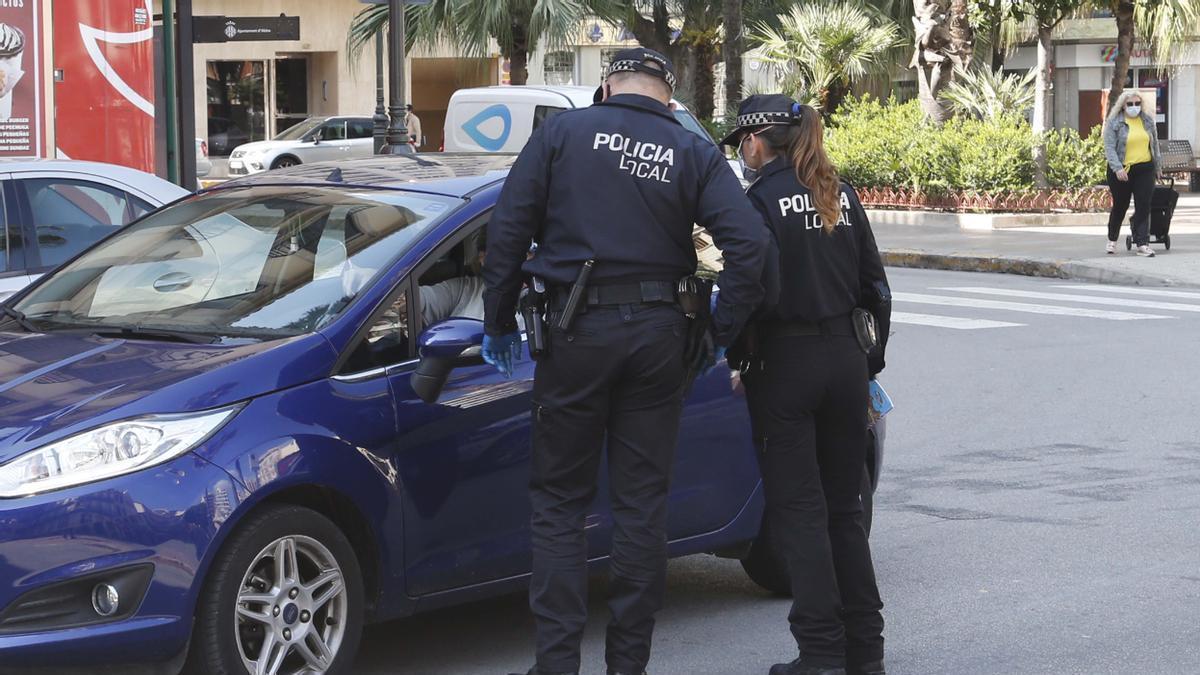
824;96;1105;193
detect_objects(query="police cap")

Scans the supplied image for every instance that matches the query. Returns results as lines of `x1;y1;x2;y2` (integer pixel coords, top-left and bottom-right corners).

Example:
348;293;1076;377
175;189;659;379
592;47;678;103
718;94;805;147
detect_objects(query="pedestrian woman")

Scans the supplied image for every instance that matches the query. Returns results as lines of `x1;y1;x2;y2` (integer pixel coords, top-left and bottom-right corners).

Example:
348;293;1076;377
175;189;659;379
1103;90;1162;257
720;95;891;675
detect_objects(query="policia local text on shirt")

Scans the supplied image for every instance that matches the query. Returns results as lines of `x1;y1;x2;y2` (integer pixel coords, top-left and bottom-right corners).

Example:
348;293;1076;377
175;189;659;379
722;95;892;675
482;48;767;675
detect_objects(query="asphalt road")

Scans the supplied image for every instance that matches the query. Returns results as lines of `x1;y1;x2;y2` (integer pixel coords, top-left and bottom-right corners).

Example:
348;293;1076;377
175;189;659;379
354;267;1200;675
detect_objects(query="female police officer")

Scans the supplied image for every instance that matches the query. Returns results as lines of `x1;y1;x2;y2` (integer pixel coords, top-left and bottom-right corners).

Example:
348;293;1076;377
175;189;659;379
721;95;891;675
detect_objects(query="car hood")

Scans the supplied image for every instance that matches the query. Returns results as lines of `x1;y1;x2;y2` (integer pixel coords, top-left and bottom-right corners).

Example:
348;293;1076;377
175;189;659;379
235;141;293;155
0;330;337;465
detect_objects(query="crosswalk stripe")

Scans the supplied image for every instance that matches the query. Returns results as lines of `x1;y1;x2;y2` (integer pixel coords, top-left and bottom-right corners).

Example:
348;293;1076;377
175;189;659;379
1053;284;1200;300
894;292;1172;320
892;312;1025;330
936;287;1200;313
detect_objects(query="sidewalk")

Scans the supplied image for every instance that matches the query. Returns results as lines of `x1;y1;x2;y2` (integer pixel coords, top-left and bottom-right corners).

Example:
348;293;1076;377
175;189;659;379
875;193;1200;288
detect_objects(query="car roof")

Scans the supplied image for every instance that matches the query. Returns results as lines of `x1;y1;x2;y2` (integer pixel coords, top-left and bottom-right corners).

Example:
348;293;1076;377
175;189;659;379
451;85;595;108
0;159;190;202
219;153;518;198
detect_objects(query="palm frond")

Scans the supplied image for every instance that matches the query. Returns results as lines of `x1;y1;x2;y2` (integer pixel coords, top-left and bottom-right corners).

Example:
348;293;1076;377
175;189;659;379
940;65;1035;120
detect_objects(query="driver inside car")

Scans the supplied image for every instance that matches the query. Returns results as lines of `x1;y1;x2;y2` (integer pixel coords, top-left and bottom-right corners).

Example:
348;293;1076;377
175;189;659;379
419;233;490;325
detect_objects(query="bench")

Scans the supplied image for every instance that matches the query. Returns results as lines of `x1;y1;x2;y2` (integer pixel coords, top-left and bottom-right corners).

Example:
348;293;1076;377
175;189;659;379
1160;139;1200;191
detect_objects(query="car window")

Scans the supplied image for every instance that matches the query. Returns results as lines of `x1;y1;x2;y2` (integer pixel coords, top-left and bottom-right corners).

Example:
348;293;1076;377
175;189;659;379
15;186;463;341
0;188;7;272
321;121;348;141
348;120;375;139
342;288;411;372
17;178;139;269
533;105;567;131
129;195;156;220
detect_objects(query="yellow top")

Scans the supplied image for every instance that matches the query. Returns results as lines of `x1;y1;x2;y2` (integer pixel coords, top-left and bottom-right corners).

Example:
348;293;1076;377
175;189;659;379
1124;115;1152;169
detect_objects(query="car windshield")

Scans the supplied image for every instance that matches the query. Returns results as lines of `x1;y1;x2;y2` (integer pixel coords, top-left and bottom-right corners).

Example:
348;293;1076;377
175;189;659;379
274;118;325;141
13;186;461;340
674;109;715;145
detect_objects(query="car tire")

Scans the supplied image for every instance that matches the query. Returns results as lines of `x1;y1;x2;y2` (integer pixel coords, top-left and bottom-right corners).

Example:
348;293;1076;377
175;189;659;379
741;462;876;597
271;156;301;170
184;504;364;675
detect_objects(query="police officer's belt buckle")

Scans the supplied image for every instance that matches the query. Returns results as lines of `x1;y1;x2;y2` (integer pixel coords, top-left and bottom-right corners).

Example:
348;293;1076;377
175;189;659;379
851;308;878;354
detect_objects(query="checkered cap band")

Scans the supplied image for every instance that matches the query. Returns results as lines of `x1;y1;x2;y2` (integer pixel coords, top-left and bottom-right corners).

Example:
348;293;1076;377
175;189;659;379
606;59;678;91
735;111;796;127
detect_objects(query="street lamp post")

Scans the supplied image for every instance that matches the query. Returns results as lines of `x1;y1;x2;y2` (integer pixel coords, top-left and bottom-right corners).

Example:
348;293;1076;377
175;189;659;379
373;28;387;154
380;0;412;154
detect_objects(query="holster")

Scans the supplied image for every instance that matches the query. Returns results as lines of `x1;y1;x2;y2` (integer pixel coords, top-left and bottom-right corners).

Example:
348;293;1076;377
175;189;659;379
851;307;879;354
519;284;549;360
678;275;715;373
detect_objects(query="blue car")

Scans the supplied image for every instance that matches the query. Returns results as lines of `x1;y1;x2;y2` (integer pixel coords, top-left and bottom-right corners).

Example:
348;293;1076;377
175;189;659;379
0;154;882;674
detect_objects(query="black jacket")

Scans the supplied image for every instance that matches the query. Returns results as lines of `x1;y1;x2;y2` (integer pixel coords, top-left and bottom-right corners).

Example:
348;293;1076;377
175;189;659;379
746;157;891;373
482;93;768;346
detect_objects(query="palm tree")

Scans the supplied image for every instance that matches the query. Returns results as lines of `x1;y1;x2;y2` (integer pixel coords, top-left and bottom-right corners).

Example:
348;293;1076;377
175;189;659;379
723;0;745;114
348;0;611;86
1106;0;1200;103
941;65;1036;120
754;1;901;116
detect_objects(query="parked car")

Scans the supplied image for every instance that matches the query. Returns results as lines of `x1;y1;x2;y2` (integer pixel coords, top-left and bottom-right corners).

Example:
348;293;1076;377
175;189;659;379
0;160;190;302
0;154;880;674
227;116;376;176
195;138;212;178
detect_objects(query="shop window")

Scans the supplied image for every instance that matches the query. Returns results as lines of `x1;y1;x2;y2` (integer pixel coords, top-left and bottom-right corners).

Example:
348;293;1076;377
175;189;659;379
544;51;575;86
207;61;267;156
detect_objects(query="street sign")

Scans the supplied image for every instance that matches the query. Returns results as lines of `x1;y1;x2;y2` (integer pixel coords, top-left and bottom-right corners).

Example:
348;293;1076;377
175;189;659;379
193;15;300;43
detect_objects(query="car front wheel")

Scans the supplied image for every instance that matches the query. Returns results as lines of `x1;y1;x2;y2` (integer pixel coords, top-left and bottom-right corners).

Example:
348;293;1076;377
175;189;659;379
271;156;300;170
185;504;364;675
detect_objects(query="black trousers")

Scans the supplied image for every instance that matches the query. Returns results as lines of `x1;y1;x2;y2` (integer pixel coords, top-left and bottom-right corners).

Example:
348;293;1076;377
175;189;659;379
529;303;687;674
744;333;884;668
1107;161;1156;246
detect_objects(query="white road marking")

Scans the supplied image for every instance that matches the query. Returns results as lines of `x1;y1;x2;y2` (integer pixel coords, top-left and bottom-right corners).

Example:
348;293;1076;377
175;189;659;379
892;312;1025;330
894;292;1172;321
936;287;1200;313
1053;284;1200;300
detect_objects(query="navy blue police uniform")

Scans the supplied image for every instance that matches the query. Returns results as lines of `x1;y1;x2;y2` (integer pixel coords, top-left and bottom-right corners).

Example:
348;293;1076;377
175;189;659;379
721;95;891;675
483;49;768;675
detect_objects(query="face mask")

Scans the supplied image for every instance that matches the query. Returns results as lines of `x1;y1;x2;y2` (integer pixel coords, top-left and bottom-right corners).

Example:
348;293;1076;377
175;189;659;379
738;159;759;184
1126;104;1141;117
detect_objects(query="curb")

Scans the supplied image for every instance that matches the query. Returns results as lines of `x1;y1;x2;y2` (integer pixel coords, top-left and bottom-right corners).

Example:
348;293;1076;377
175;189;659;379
881;249;1199;288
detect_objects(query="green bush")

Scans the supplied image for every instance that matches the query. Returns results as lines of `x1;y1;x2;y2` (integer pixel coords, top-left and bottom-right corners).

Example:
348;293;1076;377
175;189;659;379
1045;126;1107;188
826;96;925;188
826;95;1097;193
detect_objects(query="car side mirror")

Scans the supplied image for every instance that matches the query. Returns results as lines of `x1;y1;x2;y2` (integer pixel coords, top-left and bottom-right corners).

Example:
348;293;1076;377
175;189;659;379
411;318;485;403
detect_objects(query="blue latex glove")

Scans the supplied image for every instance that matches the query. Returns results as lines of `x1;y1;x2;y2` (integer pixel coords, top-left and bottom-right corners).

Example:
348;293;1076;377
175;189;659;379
482;332;522;378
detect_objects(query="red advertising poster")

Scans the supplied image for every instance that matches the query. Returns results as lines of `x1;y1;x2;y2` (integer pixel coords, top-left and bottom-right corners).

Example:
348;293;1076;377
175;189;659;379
53;0;155;172
0;0;44;157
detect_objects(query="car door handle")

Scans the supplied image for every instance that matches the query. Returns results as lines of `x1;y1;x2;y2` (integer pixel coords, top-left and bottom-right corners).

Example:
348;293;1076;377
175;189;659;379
153;272;194;293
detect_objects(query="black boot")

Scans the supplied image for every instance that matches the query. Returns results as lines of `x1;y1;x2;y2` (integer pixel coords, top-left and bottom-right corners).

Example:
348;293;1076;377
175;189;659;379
768;658;847;675
607;670;648;675
508;668;579;675
847;661;885;675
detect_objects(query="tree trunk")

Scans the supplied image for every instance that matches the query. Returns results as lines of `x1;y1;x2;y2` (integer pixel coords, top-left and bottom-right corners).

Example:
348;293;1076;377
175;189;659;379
949;0;974;66
691;38;718;119
823;79;851;118
723;0;744;116
1109;0;1136;105
508;19;530;85
1032;24;1055;187
912;0;952;123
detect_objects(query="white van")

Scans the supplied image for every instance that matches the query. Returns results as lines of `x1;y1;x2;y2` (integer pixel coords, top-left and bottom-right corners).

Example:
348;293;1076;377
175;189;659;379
443;85;721;154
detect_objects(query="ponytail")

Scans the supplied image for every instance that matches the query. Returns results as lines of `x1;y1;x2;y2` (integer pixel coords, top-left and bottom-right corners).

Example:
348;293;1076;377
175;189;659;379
760;105;842;234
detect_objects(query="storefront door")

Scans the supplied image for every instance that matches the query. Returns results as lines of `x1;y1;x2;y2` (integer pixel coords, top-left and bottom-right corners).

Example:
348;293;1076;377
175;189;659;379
206;60;267;157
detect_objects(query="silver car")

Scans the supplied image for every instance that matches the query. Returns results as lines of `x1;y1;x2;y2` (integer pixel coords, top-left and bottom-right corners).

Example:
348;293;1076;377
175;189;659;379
0;160;189;301
227;116;376;176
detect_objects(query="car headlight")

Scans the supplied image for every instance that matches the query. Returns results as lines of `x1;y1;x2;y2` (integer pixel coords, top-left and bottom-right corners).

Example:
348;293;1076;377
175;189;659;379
0;406;241;498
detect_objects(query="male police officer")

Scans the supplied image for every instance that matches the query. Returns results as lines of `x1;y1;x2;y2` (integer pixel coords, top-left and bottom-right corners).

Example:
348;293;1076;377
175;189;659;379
483;48;768;675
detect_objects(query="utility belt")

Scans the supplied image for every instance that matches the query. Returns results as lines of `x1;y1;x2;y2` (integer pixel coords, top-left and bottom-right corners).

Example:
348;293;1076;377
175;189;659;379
519;259;710;364
765;309;878;353
546;280;678;312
